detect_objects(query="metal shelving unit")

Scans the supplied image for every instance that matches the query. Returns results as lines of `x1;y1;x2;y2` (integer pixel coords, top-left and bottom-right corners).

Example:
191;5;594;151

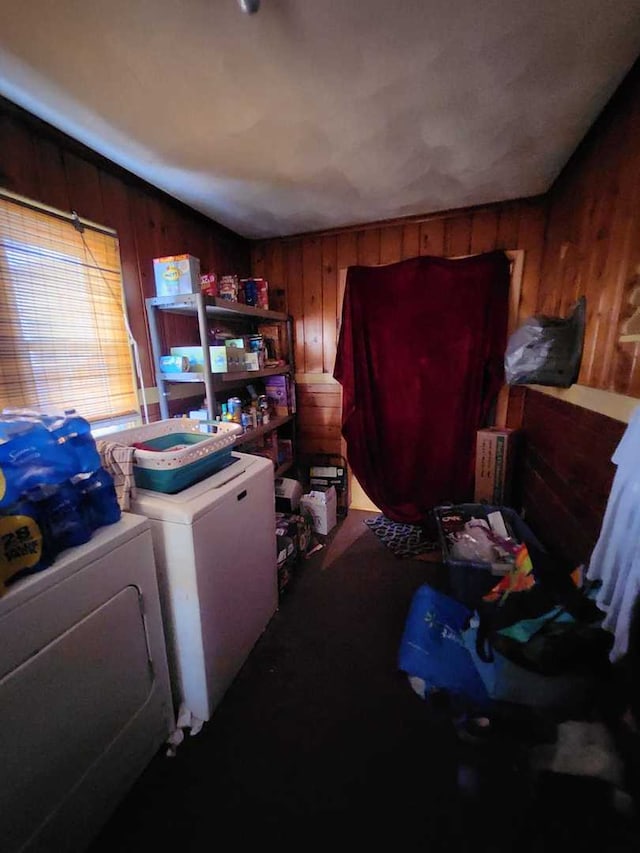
145;292;296;465
148;293;290;322
157;364;293;389
232;413;294;447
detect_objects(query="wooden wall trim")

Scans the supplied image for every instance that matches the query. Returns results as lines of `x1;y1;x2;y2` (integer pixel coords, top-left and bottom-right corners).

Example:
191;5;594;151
527;383;640;424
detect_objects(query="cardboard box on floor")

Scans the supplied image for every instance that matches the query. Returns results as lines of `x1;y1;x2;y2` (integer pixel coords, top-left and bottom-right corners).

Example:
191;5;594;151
474;427;520;505
309;455;348;517
299;485;337;536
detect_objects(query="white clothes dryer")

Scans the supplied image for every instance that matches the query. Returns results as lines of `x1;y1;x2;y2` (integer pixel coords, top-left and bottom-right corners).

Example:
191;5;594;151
0;513;174;853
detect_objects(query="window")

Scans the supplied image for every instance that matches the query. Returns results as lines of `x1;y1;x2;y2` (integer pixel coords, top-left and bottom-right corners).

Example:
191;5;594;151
0;191;140;425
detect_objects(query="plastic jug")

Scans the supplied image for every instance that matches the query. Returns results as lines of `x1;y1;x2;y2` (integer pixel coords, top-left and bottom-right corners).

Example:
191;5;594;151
75;467;121;530
0;418;75;508
31;481;93;555
48;409;101;475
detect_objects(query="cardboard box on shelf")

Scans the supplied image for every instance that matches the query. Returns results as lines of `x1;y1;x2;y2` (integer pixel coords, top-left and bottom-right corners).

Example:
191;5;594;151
244;352;261;371
299;485;337;536
258;323;287;361
153;254;200;297
187;410;218;433
218;274;239;302
188;409;208;421
170;346;228;373
265;374;295;416
256;278;269;310
200;272;218;296
239;277;269;309
159;354;190;373
474;427;520;505
224;345;246;372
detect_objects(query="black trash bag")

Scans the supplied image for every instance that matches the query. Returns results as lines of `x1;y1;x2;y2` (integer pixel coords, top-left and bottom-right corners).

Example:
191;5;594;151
504;296;586;387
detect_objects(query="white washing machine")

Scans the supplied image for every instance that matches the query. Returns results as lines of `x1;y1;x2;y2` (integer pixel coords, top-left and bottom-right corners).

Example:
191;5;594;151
0;513;174;853
127;451;278;723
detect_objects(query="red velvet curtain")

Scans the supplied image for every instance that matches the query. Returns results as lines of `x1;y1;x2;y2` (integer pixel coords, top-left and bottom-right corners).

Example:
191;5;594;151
333;251;510;524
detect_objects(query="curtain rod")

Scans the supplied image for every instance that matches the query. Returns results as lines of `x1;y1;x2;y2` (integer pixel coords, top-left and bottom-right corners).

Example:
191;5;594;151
0;188;117;237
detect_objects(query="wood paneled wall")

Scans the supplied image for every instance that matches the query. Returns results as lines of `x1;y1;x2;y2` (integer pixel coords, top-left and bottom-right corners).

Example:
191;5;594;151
539;59;640;396
515;60;640;563
519;389;624;567
252;198;547;459
0;97;251;418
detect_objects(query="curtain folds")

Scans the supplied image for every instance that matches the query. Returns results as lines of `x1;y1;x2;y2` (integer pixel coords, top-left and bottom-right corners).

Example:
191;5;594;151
333;252;510;524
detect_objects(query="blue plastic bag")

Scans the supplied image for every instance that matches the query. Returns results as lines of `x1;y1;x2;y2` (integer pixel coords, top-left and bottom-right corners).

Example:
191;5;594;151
398;584;491;713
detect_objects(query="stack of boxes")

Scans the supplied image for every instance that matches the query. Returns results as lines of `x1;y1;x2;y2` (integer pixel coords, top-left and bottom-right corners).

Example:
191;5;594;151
308;456;348;518
275;510;314;595
167;344;238;374
152;255;270;311
167;338;265;374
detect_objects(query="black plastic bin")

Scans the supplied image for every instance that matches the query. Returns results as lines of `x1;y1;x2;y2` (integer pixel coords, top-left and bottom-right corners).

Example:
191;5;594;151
433;503;546;609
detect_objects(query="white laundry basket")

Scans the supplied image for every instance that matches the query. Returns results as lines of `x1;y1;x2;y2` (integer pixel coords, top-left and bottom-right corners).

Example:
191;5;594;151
114;418;242;493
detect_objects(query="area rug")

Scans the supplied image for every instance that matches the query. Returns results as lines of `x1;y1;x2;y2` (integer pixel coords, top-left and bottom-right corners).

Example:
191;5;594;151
364;514;441;559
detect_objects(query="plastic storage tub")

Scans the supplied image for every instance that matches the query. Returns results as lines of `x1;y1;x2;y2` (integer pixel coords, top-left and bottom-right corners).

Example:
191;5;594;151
433;503;545;608
114;419;242;493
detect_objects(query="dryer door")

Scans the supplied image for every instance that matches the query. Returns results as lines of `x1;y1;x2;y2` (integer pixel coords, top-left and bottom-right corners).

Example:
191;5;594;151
0;586;153;853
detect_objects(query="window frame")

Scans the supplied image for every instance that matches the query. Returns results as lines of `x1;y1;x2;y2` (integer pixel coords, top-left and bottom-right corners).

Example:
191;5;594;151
0;189;142;430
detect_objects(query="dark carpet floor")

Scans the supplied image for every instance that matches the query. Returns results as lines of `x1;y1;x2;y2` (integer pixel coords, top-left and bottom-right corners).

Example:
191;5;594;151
88;510;640;852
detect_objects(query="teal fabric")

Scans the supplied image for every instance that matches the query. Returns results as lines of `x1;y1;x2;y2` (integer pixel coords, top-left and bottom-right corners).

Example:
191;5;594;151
497;607;574;644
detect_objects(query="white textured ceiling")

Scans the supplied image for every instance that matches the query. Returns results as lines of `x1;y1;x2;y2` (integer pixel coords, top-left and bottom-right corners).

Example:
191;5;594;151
1;0;640;238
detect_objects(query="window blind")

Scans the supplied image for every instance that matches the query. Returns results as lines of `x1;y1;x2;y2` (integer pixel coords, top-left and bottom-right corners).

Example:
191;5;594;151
0;192;139;423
